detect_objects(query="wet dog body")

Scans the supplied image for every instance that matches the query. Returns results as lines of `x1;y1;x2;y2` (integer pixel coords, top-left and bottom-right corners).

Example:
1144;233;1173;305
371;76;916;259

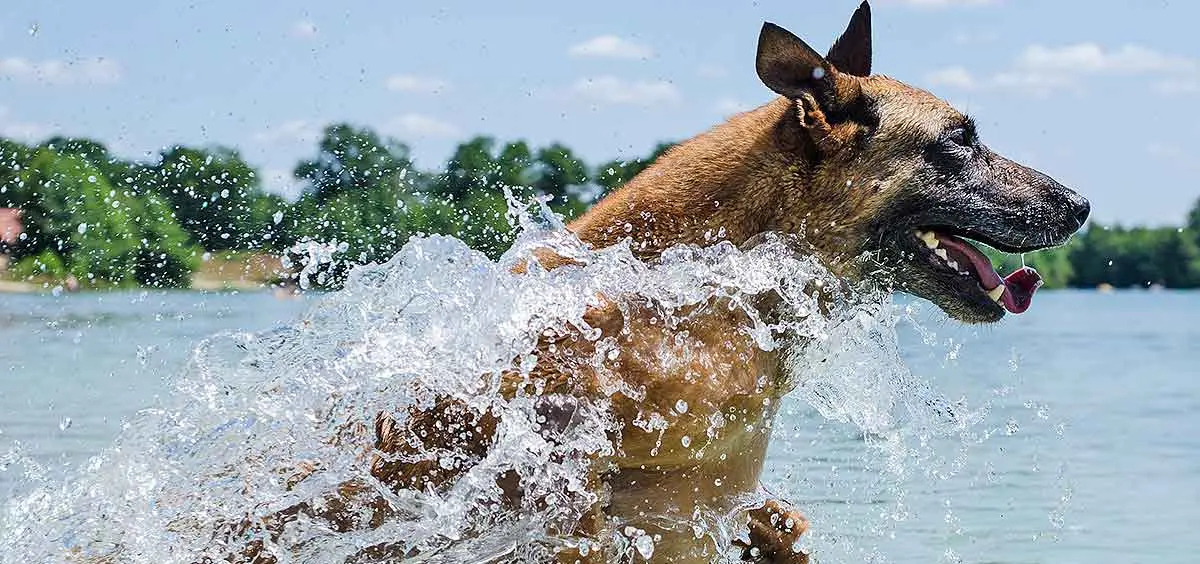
227;2;1089;563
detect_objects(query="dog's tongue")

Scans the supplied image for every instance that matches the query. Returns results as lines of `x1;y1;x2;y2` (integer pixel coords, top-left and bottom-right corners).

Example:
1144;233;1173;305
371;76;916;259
1000;266;1042;314
936;234;1044;314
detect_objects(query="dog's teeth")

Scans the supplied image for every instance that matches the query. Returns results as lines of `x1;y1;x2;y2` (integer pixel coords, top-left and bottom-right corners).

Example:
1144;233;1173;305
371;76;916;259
947;260;959;271
987;285;1006;303
935;248;949;261
919;231;939;249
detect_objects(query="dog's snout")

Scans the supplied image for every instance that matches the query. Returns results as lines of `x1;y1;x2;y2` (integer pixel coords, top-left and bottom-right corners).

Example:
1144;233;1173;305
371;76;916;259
1067;191;1090;229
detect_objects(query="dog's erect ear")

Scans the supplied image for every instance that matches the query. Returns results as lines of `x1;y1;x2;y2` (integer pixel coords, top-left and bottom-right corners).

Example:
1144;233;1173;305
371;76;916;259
826;1;872;77
757;22;837;102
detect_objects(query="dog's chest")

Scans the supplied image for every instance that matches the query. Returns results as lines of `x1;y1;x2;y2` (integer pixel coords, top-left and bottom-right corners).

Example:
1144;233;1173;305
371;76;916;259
598;298;784;470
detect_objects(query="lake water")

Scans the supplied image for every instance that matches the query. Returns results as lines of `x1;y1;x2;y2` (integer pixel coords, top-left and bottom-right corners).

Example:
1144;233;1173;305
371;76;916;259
1;289;1197;563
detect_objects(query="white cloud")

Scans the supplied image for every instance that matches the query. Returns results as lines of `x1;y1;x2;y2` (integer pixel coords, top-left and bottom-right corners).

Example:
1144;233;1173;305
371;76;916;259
252;120;321;145
930;43;1199;97
0;106;54;141
568;35;653;60
1016;43;1195;75
988;70;1078;98
925;67;978;90
0;56;120;86
291;20;318;39
713;97;750;115
569;76;680;106
384;74;451;94
384;113;460;139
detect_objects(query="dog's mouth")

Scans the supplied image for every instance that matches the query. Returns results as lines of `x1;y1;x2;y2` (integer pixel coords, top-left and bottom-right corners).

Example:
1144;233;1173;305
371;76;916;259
909;228;1045;316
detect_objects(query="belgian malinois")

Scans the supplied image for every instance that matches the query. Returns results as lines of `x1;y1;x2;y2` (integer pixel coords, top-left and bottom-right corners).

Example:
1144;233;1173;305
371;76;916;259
227;2;1090;563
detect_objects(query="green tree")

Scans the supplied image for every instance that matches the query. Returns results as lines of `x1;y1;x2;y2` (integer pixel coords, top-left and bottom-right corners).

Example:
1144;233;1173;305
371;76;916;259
281;125;432;287
295;124;414;203
531;143;589;218
0;139;33;199
3;149;197;287
595;142;676;196
153;145;277;251
435;136;502;202
1152;228;1200;287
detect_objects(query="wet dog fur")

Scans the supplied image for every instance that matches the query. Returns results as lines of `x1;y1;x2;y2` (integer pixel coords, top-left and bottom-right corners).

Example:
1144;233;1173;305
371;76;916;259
222;2;1090;563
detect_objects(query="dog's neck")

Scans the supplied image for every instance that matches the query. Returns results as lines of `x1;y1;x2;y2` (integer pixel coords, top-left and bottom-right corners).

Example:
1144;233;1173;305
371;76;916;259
567;97;819;259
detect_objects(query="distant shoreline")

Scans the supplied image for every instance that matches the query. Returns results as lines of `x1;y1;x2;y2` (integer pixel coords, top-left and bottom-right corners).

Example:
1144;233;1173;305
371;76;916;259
0;251;296;295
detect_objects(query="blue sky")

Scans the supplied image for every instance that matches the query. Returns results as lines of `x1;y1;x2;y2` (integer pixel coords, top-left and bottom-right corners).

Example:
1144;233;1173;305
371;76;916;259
1;0;1197;225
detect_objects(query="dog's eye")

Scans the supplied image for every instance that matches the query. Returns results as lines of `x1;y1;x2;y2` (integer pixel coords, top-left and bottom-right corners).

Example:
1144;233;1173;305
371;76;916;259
946;127;969;147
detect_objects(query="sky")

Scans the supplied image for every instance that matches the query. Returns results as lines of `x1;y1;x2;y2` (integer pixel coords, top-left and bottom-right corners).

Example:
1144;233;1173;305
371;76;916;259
1;0;1197;226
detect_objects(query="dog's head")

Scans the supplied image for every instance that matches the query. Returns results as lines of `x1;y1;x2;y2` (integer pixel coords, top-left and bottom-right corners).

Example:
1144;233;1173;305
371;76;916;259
757;2;1089;323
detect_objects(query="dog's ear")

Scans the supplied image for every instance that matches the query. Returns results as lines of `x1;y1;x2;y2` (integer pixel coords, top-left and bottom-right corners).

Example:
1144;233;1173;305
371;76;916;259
757;21;860;122
757;22;835;102
826;1;872;77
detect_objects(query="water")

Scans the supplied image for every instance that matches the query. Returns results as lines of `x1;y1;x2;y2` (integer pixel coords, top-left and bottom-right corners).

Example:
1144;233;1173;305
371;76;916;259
1;247;1198;562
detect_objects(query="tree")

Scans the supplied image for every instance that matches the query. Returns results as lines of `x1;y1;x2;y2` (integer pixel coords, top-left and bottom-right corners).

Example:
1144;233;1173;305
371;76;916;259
525;143;587;220
5;149;196;287
0;139;33;198
295;124;414;203
594;142;676;196
1188;198;1200;232
152;145;275;251
496;141;534;188
1152;228;1200;287
434;136;502;202
281;126;429;288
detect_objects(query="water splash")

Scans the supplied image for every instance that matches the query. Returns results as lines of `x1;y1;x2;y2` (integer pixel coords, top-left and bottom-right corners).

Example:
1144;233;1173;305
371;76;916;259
0;195;982;563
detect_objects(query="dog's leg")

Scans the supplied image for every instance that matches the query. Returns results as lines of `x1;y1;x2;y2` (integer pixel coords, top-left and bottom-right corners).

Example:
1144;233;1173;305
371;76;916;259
735;499;810;564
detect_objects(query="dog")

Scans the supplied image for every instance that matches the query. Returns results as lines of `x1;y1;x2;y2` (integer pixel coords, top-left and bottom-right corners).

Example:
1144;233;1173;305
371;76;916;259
223;2;1090;563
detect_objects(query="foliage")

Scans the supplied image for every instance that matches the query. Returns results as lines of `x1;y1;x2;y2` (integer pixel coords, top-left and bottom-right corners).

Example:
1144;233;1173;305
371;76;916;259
154;145;282;251
10;249;69;280
294;124;415;204
0;148;199;287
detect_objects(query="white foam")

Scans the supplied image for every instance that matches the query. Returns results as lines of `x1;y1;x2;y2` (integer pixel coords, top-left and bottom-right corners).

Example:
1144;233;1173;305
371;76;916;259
0;195;961;563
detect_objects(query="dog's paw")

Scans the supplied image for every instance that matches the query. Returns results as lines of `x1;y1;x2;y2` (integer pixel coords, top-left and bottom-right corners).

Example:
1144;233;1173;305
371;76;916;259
734;499;809;563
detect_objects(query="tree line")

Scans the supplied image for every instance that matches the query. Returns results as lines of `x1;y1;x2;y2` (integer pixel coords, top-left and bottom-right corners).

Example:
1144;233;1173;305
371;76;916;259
0;124;1197;290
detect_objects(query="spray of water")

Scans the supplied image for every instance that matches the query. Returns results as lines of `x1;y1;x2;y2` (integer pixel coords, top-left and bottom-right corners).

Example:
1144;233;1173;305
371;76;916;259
0;194;977;563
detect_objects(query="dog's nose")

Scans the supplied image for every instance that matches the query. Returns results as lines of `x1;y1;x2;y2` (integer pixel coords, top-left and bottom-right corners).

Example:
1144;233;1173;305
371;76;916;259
1069;192;1091;229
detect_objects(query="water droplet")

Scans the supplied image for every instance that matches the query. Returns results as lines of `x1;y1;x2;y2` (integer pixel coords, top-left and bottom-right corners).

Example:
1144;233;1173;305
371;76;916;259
58;417;72;431
674;399;688;414
633;534;654;559
681;435;691;448
273;211;284;224
77;223;87;234
1005;419;1020;435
